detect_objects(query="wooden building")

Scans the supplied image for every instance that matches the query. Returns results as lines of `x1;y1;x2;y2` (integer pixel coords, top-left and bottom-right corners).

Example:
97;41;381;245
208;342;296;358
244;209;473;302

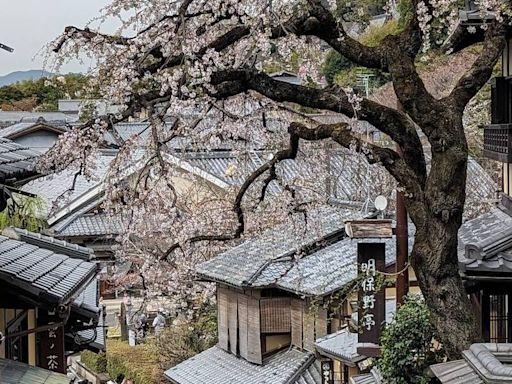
164;207;420;384
0;227;104;374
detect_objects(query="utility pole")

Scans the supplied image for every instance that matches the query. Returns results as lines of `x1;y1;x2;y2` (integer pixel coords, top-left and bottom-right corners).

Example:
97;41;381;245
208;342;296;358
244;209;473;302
0;43;14;53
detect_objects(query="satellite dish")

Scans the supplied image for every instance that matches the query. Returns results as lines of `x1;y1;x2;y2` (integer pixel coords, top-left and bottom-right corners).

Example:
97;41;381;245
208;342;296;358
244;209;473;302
374;195;388;211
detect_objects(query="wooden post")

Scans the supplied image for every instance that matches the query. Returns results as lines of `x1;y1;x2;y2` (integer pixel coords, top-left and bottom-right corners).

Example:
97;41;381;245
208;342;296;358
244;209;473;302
396;148;409;306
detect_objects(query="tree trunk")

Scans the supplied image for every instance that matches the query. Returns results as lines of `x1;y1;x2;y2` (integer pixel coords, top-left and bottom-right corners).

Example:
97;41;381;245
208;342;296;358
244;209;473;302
411;221;480;358
406;121;480;358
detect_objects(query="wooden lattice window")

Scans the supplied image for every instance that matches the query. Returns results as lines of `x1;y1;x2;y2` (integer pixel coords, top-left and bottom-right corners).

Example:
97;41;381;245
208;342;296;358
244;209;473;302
260;297;291;333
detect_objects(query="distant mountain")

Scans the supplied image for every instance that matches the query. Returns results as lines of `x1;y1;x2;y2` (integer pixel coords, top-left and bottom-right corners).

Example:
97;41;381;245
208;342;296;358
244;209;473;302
0;70;55;86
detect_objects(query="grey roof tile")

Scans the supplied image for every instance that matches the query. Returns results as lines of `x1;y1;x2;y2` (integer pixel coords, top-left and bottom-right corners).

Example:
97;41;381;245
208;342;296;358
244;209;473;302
0;357;69;384
5;227;93;260
165;346;318;384
430;359;483;384
175;151;495;205
196;207;358;290
458;208;512;274
0;233;97;304
0;120;67;139
0;111;78;124
198;207;413;296
315;329;361;363
0;138;39;181
21;152;116;217
55;213;123;237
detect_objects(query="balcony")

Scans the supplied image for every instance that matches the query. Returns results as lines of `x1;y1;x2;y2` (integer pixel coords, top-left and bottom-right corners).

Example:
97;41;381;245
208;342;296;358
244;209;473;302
483;124;512;163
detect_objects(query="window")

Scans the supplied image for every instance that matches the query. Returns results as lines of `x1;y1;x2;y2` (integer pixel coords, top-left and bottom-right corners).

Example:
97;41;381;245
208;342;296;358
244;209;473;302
482;291;512;343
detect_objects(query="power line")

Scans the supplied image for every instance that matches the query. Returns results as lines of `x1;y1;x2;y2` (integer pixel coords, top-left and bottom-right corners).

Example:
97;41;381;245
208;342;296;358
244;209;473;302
0;43;14;53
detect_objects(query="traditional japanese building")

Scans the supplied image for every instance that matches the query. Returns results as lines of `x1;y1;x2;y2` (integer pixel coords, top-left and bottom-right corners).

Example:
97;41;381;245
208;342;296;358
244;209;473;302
0;227;104;375
163;207;420;384
0;117;69;153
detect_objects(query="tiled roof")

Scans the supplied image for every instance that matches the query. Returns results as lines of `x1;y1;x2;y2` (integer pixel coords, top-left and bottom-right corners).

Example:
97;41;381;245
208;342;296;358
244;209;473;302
104;120;178;146
0;138;39;181
198;207;413;296
21;151;116;218
71;278;106;352
0;111;78;124
196;207;357;290
0;234;97;305
72;277;100;318
350;369;382;384
175;150;495;205
177;149;394;202
5;227;93;260
0;120;67;139
164;346;319;384
315;329;362;364
458;208;512;274
55;213;123;237
315;300;397;364
429;344;512;383
0;357;69;384
429;360;482;384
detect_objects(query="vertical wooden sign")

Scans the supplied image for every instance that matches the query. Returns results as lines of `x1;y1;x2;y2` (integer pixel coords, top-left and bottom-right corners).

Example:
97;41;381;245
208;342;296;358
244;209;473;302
321;360;334;384
357;243;386;347
38;310;66;374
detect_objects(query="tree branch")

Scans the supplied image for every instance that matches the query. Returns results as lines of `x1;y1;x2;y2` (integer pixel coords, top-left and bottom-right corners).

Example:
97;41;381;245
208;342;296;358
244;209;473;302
211;68;427;185
448;21;507;110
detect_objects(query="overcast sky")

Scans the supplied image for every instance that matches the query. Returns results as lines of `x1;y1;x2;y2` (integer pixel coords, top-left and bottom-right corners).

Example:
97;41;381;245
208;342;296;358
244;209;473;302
0;0;115;76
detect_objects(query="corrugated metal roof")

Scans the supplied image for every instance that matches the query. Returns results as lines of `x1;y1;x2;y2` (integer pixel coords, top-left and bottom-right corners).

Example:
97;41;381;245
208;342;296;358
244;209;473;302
0;357;69;384
0;234;97;305
165;346;319;384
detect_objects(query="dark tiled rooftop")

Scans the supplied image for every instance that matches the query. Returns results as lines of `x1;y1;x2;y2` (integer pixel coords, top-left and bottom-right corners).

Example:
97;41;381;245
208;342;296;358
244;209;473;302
458;208;512;274
0;138;39;181
0;234;97;305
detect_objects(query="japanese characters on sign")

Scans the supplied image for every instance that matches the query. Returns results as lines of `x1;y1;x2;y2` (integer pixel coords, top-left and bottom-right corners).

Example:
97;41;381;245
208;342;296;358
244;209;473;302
361;258;377;331
38;310;66;374
357;243;385;345
321;360;334;384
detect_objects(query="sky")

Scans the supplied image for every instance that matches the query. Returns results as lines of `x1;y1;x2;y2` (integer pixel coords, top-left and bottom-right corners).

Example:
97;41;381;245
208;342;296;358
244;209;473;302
0;0;116;76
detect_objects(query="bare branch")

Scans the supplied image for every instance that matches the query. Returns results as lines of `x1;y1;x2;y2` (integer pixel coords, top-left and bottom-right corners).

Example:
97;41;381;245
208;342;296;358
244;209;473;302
448;21;507;109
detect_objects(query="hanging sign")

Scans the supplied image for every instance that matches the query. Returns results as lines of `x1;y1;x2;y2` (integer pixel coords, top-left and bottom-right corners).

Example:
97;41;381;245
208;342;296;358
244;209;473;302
357;243;386;348
38;310;66;374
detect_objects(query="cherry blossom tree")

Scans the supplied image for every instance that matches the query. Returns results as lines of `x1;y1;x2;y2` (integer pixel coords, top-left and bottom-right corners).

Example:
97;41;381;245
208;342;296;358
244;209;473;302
44;0;510;357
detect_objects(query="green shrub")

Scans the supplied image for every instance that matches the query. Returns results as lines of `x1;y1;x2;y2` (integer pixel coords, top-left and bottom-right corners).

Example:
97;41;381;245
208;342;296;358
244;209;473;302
106;339;160;384
80;350;107;373
156;308;217;369
377;295;445;384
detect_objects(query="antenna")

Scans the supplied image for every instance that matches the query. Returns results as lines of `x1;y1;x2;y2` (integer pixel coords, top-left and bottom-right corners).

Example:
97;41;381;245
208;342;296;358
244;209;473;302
0;43;14;53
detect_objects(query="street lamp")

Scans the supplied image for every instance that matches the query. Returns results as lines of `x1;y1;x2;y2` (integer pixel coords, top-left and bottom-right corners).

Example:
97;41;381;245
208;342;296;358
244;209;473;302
0;43;14;53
